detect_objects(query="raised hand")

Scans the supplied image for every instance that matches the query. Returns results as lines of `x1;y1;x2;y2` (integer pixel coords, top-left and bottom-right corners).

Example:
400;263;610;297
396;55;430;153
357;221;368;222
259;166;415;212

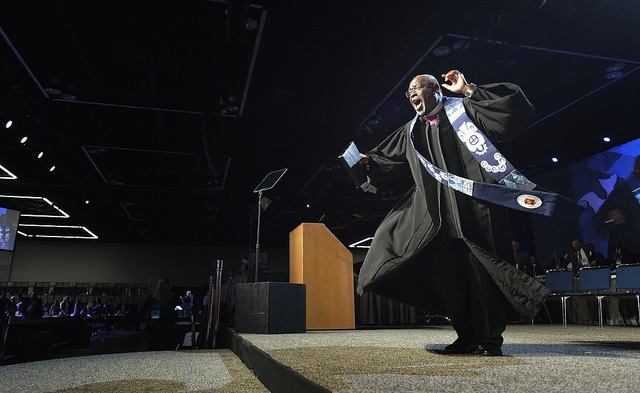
441;70;469;94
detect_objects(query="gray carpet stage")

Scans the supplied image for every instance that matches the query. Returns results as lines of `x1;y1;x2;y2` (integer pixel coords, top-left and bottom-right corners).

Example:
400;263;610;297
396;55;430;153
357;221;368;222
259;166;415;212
230;325;640;393
0;349;269;393
2;324;639;392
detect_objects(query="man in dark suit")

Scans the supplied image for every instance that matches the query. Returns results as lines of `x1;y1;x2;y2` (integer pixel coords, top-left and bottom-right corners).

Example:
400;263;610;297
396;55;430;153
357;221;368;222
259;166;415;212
512;240;534;277
563;240;595;276
585;243;605;266
546;250;563;271
608;239;632;267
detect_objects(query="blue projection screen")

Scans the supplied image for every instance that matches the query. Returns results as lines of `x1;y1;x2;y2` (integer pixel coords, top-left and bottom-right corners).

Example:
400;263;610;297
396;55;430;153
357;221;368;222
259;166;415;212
0;207;20;252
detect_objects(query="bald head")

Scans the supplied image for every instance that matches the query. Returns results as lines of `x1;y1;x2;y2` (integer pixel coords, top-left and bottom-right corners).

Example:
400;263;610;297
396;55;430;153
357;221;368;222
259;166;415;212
407;74;442;116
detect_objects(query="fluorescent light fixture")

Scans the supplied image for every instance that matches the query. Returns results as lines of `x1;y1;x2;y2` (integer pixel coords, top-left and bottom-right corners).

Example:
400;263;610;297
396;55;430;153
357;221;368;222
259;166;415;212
18;224;98;240
0;195;70;218
0;164;18;180
349;236;374;249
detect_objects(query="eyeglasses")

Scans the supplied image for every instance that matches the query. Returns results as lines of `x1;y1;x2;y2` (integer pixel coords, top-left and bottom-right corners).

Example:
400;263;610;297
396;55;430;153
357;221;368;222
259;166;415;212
405;84;427;98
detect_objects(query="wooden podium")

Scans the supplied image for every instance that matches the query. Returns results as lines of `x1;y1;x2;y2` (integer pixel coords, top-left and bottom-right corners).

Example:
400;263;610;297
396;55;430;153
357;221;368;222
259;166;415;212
289;223;355;330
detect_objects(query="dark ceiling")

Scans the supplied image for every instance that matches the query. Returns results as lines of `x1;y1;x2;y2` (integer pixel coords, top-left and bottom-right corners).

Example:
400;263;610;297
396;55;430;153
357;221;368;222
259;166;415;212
0;0;639;250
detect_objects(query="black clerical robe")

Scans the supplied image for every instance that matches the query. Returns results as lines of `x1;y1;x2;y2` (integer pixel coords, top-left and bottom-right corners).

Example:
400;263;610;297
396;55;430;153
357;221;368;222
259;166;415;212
356;83;549;320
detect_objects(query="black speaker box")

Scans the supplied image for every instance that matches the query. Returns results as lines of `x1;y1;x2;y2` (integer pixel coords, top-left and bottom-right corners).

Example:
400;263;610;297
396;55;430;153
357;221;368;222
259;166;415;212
235;282;306;334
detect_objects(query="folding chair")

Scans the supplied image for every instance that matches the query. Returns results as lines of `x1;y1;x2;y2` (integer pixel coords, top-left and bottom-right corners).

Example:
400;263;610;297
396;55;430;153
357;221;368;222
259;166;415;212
606;264;640;326
577;266;612;328
545;269;575;326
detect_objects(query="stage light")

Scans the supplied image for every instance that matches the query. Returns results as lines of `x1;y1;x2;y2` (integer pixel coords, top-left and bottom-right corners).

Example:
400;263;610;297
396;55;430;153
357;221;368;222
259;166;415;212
37;151;44;159
18;224;98;240
217;95;241;116
0;164;18;180
49;165;56;172
433;46;451;56
4;120;12;129
0;195;70;218
552;157;559;163
45;87;62;96
606;63;625;72
245;18;258;30
605;71;623;80
452;40;469;51
366;115;381;126
60;93;77;101
604;63;625;78
20;136;28;144
603;137;611;143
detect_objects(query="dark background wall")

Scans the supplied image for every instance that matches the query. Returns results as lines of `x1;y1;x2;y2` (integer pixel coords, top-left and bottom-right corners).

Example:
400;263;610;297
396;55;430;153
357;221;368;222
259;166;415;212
2;239;290;288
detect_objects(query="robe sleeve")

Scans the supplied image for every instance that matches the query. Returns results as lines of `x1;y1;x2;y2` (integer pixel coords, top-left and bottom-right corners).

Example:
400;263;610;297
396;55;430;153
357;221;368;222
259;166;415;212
463;82;536;140
361;125;412;193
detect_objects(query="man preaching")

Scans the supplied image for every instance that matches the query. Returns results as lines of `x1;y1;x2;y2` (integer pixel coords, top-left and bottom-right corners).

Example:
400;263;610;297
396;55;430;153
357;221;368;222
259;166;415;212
356;70;549;356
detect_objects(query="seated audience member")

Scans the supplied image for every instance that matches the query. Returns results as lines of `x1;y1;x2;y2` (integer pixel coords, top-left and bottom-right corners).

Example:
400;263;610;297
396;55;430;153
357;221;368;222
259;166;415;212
59;296;74;317
73;298;86;317
608;239;633;267
563;240;596;276
512;240;534;276
104;298;117;315
115;303;128;316
6;296;17;317
529;255;544;277
90;297;105;316
42;300;50;316
546;250;563;271
586;243;606;266
24;292;44;319
49;298;61;316
15;297;28;318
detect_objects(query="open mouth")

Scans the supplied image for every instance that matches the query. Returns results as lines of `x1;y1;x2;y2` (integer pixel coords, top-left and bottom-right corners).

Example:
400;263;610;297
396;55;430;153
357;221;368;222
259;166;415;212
412;98;423;112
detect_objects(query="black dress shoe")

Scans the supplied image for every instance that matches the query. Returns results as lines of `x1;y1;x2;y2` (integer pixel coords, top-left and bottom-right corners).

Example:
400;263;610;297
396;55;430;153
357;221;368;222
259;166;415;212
479;346;503;356
442;340;480;354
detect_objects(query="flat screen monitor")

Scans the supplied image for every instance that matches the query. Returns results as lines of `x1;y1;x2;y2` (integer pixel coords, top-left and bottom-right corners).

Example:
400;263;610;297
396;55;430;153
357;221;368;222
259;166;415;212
0;207;20;251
